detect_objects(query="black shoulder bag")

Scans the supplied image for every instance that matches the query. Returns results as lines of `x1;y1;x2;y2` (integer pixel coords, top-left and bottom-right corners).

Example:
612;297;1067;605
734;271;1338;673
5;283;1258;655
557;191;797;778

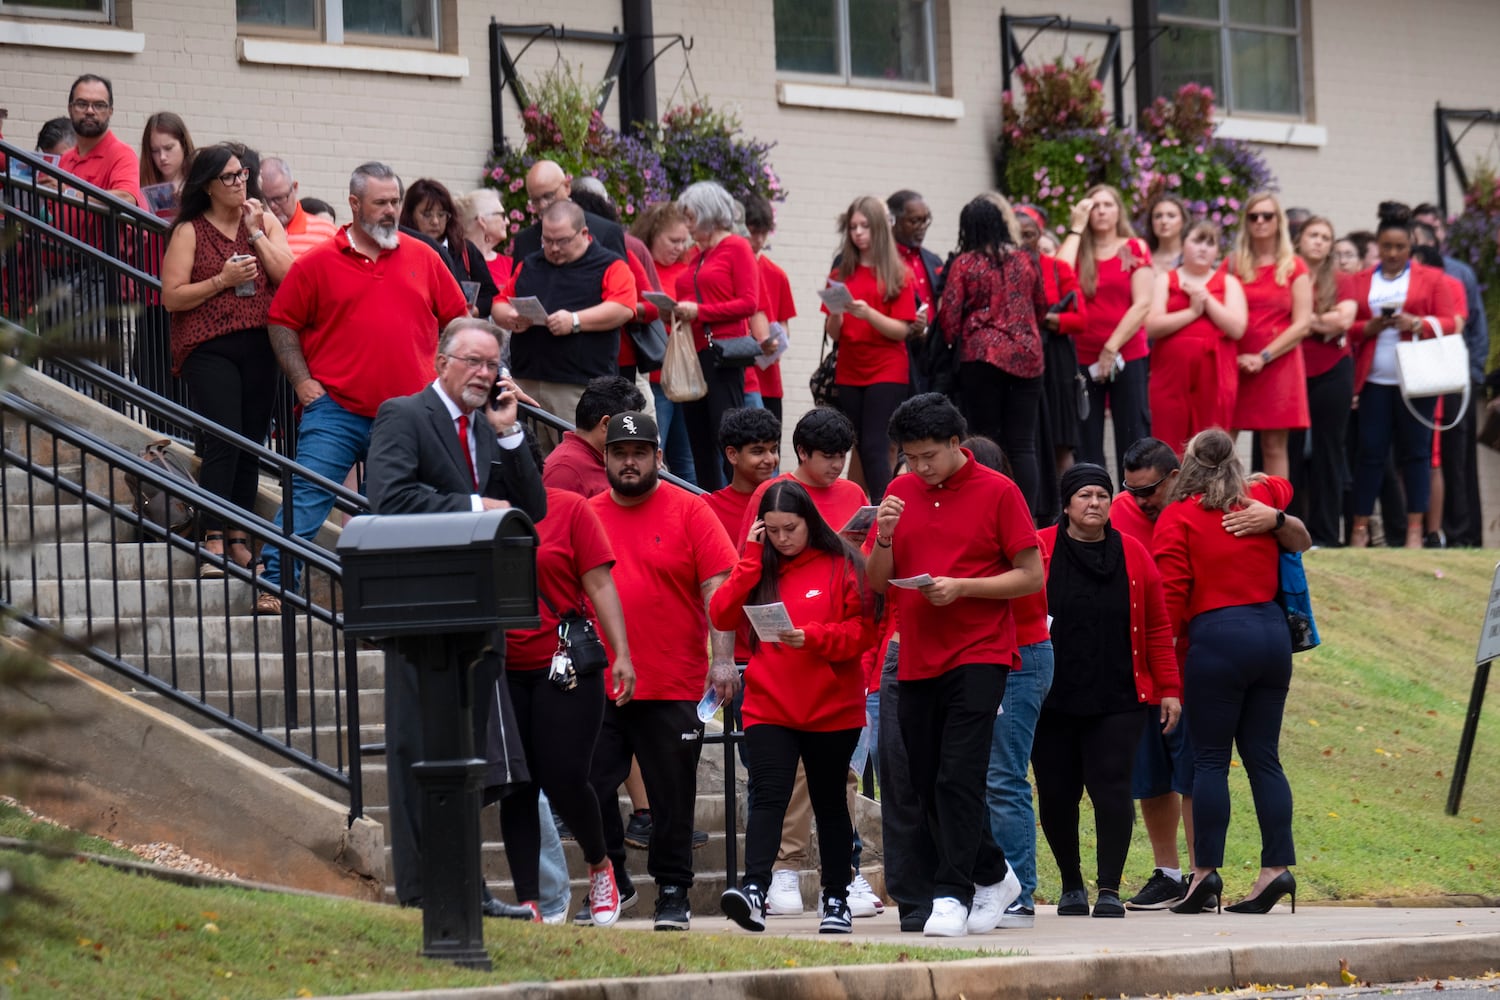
694;243;760;368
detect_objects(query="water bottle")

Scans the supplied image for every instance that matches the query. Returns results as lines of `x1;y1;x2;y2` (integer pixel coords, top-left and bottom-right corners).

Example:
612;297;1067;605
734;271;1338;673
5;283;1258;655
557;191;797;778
696;688;725;723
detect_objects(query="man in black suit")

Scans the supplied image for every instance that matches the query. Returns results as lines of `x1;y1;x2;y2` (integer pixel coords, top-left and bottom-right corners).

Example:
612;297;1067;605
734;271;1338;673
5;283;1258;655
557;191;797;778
365;317;547;918
509;159;627;263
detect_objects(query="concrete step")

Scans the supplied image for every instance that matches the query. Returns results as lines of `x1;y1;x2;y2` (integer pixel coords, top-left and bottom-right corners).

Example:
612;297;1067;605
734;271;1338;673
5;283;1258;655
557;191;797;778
129;686;385;732
6;575;254;617
1;502;122;542
4;539;200;579
42;612;342;658
61;646;387;694
200;722;383;771
0;461;128;505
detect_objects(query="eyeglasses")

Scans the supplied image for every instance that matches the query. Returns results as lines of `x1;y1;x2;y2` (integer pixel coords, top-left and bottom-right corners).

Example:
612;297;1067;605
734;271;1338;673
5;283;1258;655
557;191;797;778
70;100;111;113
1246;211;1278;223
443;354;501;373
217;168;251;187
264;189;296;206
1122;474;1168;498
542;230;583;250
418;208;450;223
526;184;566;211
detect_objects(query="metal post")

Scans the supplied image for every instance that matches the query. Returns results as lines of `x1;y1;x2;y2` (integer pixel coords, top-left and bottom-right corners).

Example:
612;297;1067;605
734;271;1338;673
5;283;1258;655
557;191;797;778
1446;659;1491;816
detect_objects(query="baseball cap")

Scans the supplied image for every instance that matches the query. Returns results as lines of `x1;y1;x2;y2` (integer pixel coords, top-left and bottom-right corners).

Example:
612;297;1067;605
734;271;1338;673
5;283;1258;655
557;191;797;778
604;411;659;447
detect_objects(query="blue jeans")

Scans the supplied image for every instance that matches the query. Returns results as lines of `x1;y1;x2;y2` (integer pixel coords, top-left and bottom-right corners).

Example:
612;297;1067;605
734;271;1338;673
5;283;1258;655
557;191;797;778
650;382;697;486
985;640;1054;908
849;690;880;784
536;792;570;920
1353;381;1436;516
261;393;372;592
743;390;765;409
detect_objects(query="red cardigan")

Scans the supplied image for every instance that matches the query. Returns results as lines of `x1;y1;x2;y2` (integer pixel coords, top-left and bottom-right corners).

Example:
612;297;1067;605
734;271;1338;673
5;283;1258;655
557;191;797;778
709;547;875;731
1037;524;1180;704
1346;261;1458;393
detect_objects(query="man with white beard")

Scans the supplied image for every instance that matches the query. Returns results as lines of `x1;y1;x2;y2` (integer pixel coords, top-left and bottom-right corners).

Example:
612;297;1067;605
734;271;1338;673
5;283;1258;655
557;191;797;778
256;161;470;614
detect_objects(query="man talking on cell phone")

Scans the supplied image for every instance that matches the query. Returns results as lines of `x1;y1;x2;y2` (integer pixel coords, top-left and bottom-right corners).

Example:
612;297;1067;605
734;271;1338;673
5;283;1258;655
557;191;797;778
365;316;548;918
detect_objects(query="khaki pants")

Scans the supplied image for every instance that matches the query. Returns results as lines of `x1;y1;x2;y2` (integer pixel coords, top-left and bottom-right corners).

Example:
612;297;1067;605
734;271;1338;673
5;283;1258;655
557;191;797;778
772;762;858;871
518;378;587;454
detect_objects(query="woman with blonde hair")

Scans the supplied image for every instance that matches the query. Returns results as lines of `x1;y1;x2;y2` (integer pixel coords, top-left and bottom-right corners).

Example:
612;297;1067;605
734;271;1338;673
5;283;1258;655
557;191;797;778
1153;428;1310;916
1060;183;1154;477
458;187;513;287
826;194;917;500
1229;193;1312;479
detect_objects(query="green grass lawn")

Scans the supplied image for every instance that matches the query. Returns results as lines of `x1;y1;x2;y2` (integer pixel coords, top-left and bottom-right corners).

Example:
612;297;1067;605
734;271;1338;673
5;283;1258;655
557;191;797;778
0;548;1497;996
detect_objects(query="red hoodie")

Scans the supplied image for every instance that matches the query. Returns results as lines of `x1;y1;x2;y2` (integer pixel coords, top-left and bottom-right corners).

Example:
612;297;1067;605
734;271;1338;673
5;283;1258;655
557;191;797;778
710;546;875;731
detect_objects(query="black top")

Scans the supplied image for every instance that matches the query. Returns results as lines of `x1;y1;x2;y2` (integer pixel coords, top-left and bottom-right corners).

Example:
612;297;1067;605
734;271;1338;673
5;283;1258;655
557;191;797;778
509;241;624;385
1044;525;1138;716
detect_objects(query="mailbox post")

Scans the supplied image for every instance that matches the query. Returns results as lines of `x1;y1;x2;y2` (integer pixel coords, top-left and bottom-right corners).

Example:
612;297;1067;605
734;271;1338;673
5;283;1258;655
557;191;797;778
339;509;538;970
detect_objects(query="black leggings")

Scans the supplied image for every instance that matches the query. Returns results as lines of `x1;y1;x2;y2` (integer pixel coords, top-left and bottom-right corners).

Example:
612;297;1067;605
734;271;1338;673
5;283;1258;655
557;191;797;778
1288;355;1353;547
498;667;607;902
1032;706;1147;893
958;362;1044;514
835;381;908;500
179;327;278;534
682;348;745;491
741;724;861;894
1079;356;1150;480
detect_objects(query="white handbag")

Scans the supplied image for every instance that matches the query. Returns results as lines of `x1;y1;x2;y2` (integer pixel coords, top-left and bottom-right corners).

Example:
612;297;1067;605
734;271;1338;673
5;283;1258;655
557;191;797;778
1394;317;1470;431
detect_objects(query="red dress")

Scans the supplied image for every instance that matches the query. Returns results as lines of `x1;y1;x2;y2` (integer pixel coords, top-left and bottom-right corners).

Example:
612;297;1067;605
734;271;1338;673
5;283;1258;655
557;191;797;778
1078;238;1152;365
1232;258;1309;430
1150;267;1239;455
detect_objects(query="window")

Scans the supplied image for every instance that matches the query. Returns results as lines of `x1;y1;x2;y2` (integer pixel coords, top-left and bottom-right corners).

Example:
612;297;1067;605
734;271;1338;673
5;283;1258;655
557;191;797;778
0;0;111;22
774;0;935;90
1152;0;1304;117
236;0;437;47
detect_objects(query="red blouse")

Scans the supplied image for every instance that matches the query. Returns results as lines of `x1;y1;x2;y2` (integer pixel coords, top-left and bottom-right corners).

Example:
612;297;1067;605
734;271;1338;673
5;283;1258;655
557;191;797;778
938;248;1047;378
1078;238;1152;365
676;234;760;352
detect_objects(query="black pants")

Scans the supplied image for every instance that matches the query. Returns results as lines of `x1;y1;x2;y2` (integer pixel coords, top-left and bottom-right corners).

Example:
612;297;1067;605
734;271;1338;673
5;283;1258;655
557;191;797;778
877;639;937;914
499;667;607;902
1441;382;1483;546
836;381;908;500
742;724;860;895
958;362;1044;515
1288;356;1353;547
897;662;1010;906
133;303;192;432
1184;603;1295;869
588;699;703;890
1032;706;1147;893
179;327;278;534
1079;357;1150;480
682;348;745;491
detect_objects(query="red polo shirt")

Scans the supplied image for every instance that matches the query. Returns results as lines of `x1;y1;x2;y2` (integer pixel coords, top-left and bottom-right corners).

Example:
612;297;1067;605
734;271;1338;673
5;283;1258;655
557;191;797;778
896;242;935;312
1110;492;1156;550
590;483;738;701
58;131;142;207
283;202;339;260
268;227;468;417
541;430;609;498
883;451;1038;679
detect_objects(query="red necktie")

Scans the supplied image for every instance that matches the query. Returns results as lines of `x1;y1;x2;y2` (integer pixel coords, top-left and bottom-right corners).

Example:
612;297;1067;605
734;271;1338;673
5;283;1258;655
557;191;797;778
456;413;478;490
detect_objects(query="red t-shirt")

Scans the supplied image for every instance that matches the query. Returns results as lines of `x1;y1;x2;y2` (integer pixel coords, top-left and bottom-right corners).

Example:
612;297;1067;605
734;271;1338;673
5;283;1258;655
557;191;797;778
709;548;875;731
589;483;738;701
1301;271;1355;378
703;485;756;542
1079;238;1152;365
756;254;797;399
676;234;759;352
541;430;608;498
737;472;869;555
505;488;615;671
1110;492;1156;550
828;263;918;386
883;452;1038;679
58;131;143;207
1152;476;1293;635
268;228;468;417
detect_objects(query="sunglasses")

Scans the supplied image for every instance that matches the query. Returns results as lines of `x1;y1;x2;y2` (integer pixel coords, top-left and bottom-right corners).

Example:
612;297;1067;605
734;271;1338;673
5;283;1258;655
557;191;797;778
1246;211;1278;223
1122;474;1168;498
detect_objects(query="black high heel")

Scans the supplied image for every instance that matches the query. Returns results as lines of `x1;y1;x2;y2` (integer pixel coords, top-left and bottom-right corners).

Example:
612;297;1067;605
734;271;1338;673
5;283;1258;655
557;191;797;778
1226;871;1296;914
1170;871;1223;914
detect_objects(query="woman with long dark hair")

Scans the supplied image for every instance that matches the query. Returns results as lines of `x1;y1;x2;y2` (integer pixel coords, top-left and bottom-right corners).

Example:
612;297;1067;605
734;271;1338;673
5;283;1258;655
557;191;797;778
401;177;498;318
1290;216;1356;547
160;143;293;574
135;111;197;415
1154;428;1310;915
712;480;876;935
138;111;194;204
826;194;917;501
938;195;1047;511
1032;463;1179;918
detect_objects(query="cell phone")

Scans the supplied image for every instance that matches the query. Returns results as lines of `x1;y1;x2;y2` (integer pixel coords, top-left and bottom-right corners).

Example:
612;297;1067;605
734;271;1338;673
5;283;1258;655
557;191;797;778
489;367;512;407
1380;306;1397;317
228;253;254;264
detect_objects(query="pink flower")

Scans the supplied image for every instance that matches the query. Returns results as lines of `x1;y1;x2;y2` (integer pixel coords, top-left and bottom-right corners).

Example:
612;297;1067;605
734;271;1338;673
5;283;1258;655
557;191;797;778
1220;176;1232;185
1211;211;1222;223
1194;171;1206;182
509;209;524;221
1228;198;1240;210
1075;154;1086;163
490;168;503;181
1167;174;1182;187
1089;79;1102;92
509;178;524;192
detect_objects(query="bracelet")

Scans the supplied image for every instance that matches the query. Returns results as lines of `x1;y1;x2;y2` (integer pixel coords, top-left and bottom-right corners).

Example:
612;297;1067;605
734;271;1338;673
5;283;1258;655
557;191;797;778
875;535;893;548
211;275;224;291
1067;229;1082;237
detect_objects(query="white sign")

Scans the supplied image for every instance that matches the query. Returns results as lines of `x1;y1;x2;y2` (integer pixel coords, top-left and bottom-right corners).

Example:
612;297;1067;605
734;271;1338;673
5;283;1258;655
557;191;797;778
1477;562;1500;666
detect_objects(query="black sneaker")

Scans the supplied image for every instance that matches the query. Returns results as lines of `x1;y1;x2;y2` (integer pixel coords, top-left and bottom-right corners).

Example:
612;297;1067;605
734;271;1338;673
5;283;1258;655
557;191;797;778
999;901;1035;928
1423;530;1446;549
653;884;691;931
575;884;636;925
624;808;653;849
692;829;709;849
720;885;766;932
1126;869;1187;910
898;905;931;932
818;890;853;934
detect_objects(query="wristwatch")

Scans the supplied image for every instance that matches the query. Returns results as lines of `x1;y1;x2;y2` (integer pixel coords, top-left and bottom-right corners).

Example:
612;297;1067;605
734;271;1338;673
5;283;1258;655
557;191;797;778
249;230;265;243
570;312;581;334
1260;349;1273;364
1274;509;1286;530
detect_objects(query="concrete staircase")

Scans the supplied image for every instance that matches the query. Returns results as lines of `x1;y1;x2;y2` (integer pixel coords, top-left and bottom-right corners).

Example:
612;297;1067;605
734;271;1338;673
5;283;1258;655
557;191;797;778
1;377;885;920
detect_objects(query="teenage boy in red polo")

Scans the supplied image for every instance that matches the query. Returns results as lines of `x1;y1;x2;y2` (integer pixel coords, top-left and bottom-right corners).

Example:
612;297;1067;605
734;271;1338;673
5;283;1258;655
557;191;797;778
703;407;782;540
736;407;867;551
867;393;1042;937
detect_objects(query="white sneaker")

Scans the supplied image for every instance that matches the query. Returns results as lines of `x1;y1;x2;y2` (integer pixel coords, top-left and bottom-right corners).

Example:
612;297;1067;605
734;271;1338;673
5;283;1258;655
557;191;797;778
765;869;804;916
846;892;877;918
923;896;969;937
848;872;885;915
968;865;1022;933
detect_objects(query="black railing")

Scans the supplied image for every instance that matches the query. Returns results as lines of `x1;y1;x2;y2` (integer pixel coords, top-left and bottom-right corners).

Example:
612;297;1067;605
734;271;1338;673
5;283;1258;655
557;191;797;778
0;389;365;824
0;140;299;454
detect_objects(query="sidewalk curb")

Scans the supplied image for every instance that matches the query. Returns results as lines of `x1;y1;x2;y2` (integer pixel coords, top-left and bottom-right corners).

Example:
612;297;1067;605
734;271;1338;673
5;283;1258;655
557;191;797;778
327;931;1500;1000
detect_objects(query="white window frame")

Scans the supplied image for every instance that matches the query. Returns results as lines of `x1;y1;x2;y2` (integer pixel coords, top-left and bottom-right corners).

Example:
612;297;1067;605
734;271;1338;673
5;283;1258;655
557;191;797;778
0;0;111;23
775;0;938;94
1155;0;1306;120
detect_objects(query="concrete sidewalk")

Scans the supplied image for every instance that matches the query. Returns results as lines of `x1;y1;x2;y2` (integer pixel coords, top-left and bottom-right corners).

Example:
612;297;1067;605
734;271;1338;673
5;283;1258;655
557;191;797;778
333;903;1500;1000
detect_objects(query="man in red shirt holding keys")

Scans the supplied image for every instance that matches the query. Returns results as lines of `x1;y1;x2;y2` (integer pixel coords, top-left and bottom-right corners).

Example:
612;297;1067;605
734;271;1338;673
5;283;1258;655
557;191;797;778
866;393;1042;938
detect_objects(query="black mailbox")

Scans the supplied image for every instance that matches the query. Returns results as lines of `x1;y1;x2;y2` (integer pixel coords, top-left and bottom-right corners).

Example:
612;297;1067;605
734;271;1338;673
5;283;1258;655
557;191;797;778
339;508;539;636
